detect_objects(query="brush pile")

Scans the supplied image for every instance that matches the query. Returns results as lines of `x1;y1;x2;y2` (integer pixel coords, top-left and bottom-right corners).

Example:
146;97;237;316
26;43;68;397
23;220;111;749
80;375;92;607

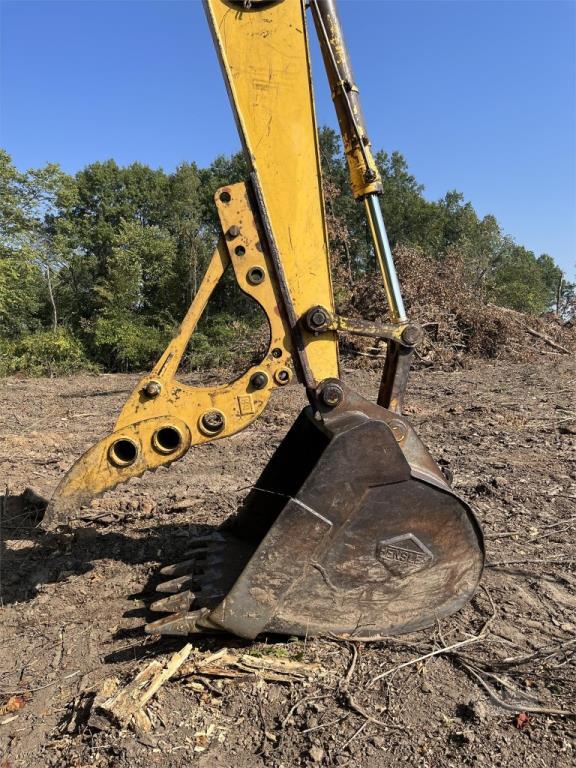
340;246;575;368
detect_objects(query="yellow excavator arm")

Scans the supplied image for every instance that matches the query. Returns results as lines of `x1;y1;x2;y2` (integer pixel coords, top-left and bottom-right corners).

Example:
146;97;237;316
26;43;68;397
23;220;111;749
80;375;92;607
43;0;484;641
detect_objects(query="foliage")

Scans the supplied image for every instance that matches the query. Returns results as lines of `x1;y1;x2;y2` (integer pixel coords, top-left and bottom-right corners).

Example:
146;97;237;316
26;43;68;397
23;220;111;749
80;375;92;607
0;328;94;377
0;137;572;377
182;313;268;371
91;315;169;371
0;149;69;338
486;246;560;314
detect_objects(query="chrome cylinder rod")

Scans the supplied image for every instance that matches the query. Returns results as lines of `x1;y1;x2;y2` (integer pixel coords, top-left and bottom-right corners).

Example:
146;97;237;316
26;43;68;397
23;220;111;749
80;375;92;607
364;193;407;323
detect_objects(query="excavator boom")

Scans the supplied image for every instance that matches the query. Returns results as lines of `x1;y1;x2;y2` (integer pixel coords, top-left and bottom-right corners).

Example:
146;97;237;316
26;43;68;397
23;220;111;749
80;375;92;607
44;0;484;639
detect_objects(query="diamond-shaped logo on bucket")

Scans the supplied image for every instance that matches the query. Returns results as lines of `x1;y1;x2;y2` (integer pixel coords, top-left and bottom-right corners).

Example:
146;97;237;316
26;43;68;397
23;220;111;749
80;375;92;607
377;533;434;567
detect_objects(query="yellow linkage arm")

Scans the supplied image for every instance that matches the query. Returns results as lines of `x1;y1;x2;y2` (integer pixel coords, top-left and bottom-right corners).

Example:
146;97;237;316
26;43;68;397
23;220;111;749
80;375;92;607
45;183;297;526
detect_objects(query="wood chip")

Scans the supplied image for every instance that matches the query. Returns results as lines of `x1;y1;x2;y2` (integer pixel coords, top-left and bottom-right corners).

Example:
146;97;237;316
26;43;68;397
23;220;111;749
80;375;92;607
97;643;193;730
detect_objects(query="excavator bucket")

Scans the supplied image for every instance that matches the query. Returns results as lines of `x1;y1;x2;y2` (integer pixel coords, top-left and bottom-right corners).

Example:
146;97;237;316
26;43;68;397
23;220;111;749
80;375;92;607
146;385;483;639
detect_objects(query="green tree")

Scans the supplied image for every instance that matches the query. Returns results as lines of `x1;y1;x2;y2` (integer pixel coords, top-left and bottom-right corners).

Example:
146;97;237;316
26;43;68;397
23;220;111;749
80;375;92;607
537;253;563;310
165;162;212;312
0;150;70;337
1;137;570;376
88;220;182;369
487;244;555;313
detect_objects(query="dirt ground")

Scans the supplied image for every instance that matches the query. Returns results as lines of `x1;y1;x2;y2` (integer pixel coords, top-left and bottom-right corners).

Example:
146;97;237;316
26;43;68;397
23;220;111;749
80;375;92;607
1;357;575;767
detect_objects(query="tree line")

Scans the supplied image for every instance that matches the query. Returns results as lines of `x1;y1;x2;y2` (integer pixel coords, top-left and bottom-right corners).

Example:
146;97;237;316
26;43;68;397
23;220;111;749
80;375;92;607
0;128;572;375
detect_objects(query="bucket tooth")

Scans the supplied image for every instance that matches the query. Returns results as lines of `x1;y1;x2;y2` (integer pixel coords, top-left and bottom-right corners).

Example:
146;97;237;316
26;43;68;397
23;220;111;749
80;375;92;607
159;554;223;578
150;590;196;613
155;575;198;594
182;533;225;550
160;559;204;577
145;609;220;636
150;588;227;614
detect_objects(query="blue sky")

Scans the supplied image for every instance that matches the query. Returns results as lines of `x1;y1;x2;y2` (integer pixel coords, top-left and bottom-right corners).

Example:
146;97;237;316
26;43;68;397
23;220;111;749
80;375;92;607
1;0;574;275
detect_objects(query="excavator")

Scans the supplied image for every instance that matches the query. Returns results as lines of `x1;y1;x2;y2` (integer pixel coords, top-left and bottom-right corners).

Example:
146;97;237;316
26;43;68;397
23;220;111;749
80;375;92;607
43;0;484;639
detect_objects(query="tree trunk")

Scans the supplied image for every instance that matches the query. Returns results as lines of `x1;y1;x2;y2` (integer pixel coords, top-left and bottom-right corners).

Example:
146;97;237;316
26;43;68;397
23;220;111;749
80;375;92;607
46;264;58;331
556;275;563;317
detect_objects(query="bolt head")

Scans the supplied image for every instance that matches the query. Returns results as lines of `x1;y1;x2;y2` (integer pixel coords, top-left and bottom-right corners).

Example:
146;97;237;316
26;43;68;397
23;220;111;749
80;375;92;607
321;383;343;407
311;310;327;328
306;306;330;332
250;372;268;390
401;324;422;346
144;380;161;397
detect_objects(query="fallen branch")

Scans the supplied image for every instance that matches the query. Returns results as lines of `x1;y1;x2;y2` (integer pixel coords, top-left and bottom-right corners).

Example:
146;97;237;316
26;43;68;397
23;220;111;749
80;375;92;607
341;690;402;730
301;714;349;734
458;660;574;717
323;637;404;733
343;642;358;686
487;557;574;567
484;516;576;541
369;635;484;684
485;515;576;540
488;304;572;355
494;637;576;669
1;670;81;696
179;649;321;683
522;326;570;354
338;719;367;753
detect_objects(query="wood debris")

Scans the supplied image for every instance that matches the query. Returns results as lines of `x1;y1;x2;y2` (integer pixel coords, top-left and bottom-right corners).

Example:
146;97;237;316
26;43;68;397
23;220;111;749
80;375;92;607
93;643;193;731
62;677;119;735
179;648;322;683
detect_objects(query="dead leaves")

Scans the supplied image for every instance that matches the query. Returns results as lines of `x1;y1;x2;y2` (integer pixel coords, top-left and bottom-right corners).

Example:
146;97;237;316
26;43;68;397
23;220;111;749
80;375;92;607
514;711;533;730
0;696;27;716
0;693;29;727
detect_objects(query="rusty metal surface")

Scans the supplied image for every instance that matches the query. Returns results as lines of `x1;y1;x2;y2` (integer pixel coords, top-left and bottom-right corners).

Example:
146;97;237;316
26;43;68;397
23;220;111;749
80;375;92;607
305;309;423;349
377;341;414;414
146;392;484;640
335;316;423;346
309;0;381;198
315;380;450;488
